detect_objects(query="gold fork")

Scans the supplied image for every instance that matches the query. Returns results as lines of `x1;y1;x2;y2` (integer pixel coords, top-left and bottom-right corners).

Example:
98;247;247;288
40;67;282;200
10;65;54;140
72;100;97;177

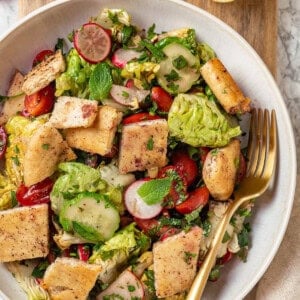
187;108;278;300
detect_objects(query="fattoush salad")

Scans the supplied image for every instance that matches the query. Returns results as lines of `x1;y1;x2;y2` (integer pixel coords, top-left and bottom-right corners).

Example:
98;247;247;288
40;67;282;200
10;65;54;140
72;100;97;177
0;8;253;300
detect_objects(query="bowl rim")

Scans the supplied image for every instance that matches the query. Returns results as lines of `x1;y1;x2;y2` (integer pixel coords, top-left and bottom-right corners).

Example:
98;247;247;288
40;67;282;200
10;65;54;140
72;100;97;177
0;0;297;298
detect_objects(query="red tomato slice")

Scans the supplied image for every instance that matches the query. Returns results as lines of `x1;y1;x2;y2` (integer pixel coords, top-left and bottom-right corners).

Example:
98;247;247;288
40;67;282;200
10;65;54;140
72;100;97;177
175;186;209;214
171;150;198;186
0;126;8;160
159;227;181;241
16;178;54;206
134;217;170;237
236;153;247;184
218;250;233;265
158;166;188;208
151;86;173;112
77;244;90;262
74;22;111;64
32;49;54;66
24;84;55;117
122;112;161;125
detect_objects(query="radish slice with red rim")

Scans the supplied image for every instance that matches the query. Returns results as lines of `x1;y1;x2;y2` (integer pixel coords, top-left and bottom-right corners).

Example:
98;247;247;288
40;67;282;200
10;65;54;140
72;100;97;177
110;84;149;109
74;22;111;64
97;270;144;299
111;48;141;68
125;179;163;219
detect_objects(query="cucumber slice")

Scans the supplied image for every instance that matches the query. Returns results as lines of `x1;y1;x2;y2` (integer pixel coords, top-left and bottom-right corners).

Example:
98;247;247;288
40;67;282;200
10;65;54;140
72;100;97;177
156;42;200;94
59;192;120;242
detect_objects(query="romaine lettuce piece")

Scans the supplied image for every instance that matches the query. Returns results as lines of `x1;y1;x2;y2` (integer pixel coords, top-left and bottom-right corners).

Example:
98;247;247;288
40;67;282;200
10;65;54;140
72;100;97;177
4;115;49;186
168;93;241;147
50;162;107;214
89;223;150;283
0;173;16;210
55;49;95;98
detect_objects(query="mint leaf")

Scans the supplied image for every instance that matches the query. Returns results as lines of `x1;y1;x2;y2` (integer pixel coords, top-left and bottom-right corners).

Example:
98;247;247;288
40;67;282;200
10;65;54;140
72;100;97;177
89;62;112;100
137;178;172;205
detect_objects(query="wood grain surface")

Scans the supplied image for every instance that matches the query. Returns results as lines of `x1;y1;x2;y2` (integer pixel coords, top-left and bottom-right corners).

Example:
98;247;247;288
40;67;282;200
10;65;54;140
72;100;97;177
18;0;277;76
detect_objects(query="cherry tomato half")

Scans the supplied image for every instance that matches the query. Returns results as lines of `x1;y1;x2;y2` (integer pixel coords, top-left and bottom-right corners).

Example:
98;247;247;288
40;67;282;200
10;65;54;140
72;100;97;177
122;112;161;125
134;217;170;238
77;244;90;262
0;126;8;159
32;49;54;66
175;186;210;215
16;177;54;206
218;250;233;265
24;84;55;117
158;165;187;208
151;86;173;112
171;150;198;186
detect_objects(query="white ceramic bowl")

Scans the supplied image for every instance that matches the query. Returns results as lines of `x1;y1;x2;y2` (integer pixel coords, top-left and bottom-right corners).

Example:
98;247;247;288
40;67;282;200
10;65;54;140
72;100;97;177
0;0;297;299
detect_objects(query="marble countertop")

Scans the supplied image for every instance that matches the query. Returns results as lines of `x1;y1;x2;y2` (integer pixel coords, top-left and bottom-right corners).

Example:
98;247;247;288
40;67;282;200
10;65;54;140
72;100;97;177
0;0;299;299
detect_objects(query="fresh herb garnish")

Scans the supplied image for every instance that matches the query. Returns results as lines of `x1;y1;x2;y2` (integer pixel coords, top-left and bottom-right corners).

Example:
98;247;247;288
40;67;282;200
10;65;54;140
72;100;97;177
89;62;113;100
146;136;154;150
137;177;172;205
42;143;50;150
172;55;188;69
164;69;180;82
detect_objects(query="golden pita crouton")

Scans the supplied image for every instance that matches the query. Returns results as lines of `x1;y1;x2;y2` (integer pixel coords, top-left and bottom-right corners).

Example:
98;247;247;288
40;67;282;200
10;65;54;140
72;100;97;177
23;124;65;186
42;257;102;300
22;50;65;95
0;204;49;262
200;58;251;114
118;119;168;174
49;96;98;129
66;105;122;156
153;226;203;298
7;70;24;97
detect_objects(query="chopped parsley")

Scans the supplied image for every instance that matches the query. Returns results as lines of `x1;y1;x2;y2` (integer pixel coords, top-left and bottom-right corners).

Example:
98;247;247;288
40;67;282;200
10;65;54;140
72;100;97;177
122;90;130;98
42;143;50;150
11;156;20;166
146;136;154;150
128;285;136;292
172;55;188;70
183;251;197;264
164;69;180;81
202;219;212;237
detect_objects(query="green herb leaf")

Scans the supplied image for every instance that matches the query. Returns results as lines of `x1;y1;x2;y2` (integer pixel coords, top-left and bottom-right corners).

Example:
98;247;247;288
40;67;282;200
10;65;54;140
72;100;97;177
222;231;231;243
137;178;172;205
172;55;188;70
146;136;154;150
238;223;251;247
128;285;136;292
89;62;113;100
42;143;50;150
202;219;212;237
73;221;102;242
164;69;180;82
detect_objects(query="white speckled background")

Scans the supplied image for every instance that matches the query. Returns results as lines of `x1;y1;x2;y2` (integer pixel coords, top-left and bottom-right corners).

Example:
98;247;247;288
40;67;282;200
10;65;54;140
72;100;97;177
0;0;299;299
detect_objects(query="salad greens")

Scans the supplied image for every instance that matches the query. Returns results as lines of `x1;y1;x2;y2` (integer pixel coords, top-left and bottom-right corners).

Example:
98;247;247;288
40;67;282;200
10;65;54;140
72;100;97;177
168;93;241;147
0;6;253;300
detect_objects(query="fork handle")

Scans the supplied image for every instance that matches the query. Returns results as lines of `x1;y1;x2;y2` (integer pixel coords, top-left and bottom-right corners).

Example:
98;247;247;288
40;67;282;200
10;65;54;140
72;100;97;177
186;201;239;300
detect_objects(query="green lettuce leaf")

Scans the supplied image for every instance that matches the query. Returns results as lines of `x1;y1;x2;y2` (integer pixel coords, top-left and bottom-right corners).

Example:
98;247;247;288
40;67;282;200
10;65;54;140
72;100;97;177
168;93;241;147
50;162;107;213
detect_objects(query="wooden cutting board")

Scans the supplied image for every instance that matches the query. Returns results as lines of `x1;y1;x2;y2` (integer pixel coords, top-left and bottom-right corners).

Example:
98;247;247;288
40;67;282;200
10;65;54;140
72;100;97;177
18;0;277;77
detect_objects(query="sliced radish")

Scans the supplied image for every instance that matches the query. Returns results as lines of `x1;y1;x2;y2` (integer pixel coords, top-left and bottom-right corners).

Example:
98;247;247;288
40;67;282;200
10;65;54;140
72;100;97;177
111;48;141;68
74;22;111;64
110;84;149;109
125;179;163;219
97;270;144;299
